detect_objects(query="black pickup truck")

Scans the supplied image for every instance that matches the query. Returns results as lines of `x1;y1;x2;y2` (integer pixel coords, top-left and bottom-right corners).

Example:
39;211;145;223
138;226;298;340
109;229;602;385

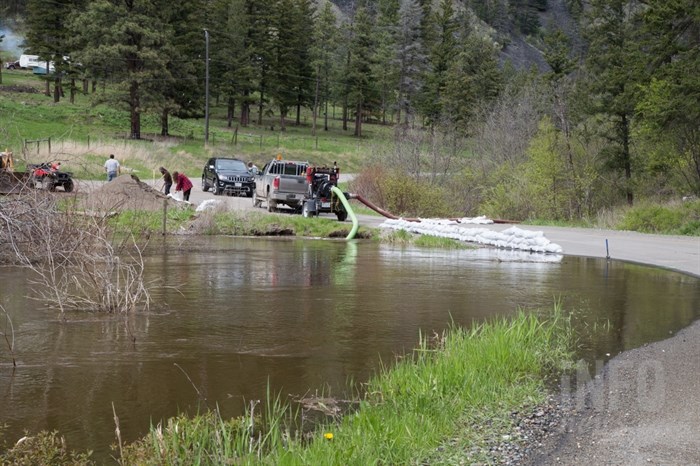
201;157;255;196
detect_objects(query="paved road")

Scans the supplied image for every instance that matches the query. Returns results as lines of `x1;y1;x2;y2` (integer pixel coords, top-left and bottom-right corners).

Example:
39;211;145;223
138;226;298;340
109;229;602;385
80;176;700;277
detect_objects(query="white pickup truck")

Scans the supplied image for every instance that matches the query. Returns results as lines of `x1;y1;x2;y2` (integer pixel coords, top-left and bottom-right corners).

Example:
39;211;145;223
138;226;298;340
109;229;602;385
252;158;309;212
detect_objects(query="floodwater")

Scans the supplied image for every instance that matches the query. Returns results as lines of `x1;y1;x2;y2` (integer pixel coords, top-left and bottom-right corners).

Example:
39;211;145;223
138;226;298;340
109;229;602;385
1;237;698;460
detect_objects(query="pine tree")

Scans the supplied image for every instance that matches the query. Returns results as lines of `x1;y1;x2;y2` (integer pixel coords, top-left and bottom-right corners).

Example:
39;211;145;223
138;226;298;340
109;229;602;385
418;0;457;126
395;0;426;125
636;0;700;195
25;0;84;102
68;0;175;139
346;6;377;137
584;0;644;205
372;0;399;125
311;2;340;133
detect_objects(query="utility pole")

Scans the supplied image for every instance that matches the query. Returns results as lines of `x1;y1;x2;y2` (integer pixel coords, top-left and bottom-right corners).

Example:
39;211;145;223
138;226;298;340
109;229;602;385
204;29;210;146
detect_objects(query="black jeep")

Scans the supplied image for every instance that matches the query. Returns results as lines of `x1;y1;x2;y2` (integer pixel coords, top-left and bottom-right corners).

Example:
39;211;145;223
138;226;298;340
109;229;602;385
201;157;255;196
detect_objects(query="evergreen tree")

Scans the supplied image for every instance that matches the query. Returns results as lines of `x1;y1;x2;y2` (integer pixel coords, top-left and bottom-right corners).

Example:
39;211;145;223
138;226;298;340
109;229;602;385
346;6;377;137
395;0;426;125
371;0;399;125
68;0;175;139
156;0;205;136
636;0;700;195
25;0;83;102
441;35;502;133
584;0;644;205
418;0;458;126
246;0;276;125
291;0;315;126
311;1;340;133
269;0;301;131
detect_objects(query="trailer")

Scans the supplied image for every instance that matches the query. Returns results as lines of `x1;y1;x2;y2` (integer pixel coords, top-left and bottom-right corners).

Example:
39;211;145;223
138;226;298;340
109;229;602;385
301;163;348;221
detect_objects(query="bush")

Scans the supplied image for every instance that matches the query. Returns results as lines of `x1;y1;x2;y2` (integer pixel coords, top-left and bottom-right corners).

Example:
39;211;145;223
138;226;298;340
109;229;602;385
616;199;700;235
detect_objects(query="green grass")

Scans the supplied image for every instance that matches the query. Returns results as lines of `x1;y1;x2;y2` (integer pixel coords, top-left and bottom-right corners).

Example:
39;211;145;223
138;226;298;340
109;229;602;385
380;229;471;249
616;199;700;235
1;70;391;178
193;208;371;238
105;306;573;465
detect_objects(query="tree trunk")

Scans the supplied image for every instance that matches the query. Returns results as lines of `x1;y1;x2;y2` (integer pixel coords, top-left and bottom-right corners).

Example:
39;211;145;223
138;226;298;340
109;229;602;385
53;77;61;103
227;96;235;128
161;109;169;136
622;113;633;206
257;81;265;125
83;79;88;93
240;90;249;127
130;81;141;139
312;70;319;137
70;79;76;104
354;101;362;137
279;108;287;132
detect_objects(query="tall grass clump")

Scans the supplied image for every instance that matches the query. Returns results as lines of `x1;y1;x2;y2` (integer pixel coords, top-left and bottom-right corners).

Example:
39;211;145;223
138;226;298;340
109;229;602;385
115;307;572;465
615;199;700;235
276;306;573;465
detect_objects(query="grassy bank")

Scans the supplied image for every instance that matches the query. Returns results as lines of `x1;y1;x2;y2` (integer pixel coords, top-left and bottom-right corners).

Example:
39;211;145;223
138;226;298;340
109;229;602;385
109;309;572;465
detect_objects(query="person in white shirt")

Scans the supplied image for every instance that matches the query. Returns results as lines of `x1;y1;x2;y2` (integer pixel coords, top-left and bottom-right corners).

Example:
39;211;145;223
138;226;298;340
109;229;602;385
104;154;120;181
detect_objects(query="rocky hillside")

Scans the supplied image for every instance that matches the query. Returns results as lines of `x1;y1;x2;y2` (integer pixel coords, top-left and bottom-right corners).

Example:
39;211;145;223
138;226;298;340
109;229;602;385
326;0;582;73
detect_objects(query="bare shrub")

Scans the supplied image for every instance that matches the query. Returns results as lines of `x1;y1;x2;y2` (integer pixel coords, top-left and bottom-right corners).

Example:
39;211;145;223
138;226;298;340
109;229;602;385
0;190;151;315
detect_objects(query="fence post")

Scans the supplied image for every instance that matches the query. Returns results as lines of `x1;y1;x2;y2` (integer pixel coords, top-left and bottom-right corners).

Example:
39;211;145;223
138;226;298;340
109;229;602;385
162;200;168;236
48;137;51;154
259;135;263;149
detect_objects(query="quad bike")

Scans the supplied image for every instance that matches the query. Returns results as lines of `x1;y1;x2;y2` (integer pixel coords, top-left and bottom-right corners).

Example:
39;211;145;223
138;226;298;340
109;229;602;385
301;163;348;222
29;162;74;192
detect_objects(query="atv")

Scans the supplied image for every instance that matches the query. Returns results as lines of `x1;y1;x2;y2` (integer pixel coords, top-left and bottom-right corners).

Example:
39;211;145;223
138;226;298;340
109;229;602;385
29;162;75;192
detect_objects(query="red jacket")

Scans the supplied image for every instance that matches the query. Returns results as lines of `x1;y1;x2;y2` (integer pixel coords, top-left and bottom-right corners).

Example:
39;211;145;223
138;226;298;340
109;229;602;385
175;173;193;192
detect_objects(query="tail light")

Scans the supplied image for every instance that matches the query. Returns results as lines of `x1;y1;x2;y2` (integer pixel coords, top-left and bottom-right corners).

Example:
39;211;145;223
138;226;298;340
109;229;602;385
273;176;280;190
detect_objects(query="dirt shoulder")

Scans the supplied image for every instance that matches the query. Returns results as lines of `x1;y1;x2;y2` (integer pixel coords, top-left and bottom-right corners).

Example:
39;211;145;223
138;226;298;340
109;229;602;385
511;226;700;465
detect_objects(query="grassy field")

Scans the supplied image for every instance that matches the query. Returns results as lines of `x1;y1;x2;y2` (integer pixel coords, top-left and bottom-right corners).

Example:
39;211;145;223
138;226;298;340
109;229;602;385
0;69;392;179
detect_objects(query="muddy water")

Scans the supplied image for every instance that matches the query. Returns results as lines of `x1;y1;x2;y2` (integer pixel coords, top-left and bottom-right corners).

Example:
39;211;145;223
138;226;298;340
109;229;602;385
1;237;698;460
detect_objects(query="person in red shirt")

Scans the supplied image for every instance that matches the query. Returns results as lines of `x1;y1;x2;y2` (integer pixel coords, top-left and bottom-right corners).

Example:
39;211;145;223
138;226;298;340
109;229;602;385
172;171;193;201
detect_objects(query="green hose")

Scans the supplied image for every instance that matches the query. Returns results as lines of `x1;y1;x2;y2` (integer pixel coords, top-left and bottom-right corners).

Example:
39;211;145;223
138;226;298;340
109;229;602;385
331;186;358;240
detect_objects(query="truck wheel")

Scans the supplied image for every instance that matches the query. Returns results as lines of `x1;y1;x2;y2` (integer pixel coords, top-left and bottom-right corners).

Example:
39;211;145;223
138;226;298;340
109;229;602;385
253;191;262;208
336;210;348;222
266;192;276;212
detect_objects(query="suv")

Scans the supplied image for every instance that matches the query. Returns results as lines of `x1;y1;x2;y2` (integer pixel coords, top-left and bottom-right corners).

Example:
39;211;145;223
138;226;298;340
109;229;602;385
201;157;255;196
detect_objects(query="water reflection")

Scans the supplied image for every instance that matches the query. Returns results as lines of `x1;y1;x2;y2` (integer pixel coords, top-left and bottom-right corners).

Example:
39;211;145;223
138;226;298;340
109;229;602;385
0;237;698;461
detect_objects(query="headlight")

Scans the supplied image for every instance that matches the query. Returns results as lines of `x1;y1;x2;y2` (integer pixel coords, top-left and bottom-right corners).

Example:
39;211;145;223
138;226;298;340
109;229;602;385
218;174;227;180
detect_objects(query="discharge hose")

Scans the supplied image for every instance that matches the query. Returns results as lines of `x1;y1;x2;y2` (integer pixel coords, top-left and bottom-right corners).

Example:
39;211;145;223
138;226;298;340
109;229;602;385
331;186;358;240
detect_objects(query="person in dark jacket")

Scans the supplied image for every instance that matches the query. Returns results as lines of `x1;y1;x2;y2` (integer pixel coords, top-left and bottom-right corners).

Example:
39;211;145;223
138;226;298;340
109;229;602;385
159;166;173;195
172;171;193;201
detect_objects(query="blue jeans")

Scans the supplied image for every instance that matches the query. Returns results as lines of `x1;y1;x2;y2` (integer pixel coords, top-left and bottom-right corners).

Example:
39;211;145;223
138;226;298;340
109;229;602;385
107;172;117;181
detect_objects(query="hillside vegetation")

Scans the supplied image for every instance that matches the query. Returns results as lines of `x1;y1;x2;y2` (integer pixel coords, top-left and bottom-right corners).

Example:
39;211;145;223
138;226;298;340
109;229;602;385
0;0;698;233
